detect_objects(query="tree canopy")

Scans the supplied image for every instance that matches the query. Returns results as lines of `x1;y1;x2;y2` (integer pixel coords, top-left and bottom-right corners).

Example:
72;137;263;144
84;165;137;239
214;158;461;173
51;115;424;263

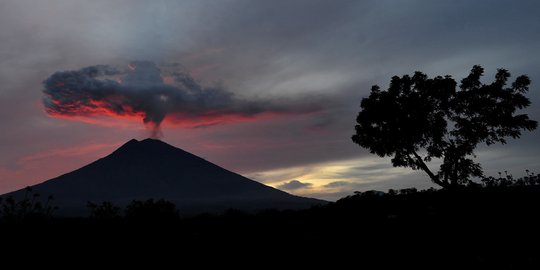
352;65;537;188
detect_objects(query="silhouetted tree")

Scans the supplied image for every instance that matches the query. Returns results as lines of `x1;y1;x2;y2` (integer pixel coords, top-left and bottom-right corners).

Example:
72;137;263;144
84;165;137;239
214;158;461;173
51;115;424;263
87;201;121;220
125;199;179;220
481;171;540;188
0;187;57;222
352;66;537;188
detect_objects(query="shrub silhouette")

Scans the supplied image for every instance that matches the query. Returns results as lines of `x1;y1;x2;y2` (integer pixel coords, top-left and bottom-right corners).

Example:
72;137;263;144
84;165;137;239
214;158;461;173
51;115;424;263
352;65;537;188
124;199;179;221
481;171;540;188
87;201;121;220
0;186;56;223
2;180;540;267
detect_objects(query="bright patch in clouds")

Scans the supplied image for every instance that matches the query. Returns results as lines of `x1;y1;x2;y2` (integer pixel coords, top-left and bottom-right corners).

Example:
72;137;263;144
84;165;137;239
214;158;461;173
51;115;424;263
250;157;425;200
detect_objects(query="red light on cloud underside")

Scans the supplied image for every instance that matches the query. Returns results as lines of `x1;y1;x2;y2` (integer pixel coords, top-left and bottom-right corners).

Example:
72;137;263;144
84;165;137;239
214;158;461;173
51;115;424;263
161;75;175;85
46;111;143;128
45;98;146;124
47;108;301;129
42;62;321;137
165;111;292;128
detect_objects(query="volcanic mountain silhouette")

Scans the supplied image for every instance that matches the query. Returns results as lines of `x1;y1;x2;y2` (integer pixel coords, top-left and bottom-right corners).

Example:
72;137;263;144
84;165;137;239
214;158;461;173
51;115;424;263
7;139;325;216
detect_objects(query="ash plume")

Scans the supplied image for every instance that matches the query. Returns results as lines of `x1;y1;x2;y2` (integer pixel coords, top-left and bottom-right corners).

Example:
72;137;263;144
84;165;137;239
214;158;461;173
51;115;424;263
42;61;317;137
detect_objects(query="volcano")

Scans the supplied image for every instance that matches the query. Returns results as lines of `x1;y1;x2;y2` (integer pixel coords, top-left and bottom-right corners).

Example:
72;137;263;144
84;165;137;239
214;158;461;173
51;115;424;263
5;139;324;216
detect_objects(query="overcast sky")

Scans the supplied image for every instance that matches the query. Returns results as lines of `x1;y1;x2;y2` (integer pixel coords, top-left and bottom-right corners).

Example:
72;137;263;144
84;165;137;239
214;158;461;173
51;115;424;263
1;0;539;201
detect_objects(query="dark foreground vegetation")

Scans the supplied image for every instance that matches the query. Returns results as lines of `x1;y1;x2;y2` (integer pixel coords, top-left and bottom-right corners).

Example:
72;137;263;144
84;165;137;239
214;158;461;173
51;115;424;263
1;173;540;266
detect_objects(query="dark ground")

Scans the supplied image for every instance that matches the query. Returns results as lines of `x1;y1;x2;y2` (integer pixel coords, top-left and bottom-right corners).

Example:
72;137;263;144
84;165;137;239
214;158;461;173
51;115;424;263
1;185;540;267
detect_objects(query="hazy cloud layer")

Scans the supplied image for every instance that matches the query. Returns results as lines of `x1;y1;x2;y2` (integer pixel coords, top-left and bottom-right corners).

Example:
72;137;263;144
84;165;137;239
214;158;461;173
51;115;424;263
277;180;313;191
323;181;351;188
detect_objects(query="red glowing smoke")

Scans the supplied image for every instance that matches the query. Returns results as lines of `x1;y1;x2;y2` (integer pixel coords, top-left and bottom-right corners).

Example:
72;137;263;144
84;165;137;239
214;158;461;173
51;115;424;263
42;61;318;137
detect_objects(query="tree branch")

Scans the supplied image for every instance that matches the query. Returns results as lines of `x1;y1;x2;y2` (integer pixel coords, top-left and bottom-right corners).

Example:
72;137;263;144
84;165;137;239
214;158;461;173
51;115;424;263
410;150;445;187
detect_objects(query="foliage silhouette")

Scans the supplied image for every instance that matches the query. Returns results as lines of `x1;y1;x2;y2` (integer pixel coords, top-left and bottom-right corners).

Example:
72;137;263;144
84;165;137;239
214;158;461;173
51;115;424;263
481;170;540;188
2;174;540;266
87;201;121;220
0;186;56;223
352;65;537;187
124;199;179;221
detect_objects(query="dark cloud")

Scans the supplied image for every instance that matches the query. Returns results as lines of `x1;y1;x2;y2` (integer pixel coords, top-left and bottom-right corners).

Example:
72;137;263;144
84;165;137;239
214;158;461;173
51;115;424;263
277;180;313;191
42;61;319;137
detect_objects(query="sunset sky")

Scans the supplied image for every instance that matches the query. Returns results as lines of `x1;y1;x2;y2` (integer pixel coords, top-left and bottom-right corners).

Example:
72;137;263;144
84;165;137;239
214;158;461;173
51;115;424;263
1;0;539;201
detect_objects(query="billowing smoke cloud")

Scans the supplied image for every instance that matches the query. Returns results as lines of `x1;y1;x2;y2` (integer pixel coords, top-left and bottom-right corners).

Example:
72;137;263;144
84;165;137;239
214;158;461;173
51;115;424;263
43;61;316;137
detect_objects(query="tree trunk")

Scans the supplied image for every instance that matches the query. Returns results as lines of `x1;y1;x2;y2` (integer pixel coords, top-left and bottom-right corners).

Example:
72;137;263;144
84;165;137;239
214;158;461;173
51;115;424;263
410;150;448;188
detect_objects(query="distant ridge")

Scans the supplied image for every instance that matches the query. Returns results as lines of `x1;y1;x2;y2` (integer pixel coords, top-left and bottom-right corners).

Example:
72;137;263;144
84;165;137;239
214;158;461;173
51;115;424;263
4;139;325;216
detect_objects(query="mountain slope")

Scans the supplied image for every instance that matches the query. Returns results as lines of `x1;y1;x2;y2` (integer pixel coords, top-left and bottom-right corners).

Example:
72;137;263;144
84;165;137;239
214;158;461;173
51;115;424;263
5;139;324;215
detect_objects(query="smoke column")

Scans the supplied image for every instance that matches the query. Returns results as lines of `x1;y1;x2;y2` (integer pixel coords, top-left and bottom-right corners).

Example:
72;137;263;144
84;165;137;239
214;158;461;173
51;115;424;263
42;61;317;137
